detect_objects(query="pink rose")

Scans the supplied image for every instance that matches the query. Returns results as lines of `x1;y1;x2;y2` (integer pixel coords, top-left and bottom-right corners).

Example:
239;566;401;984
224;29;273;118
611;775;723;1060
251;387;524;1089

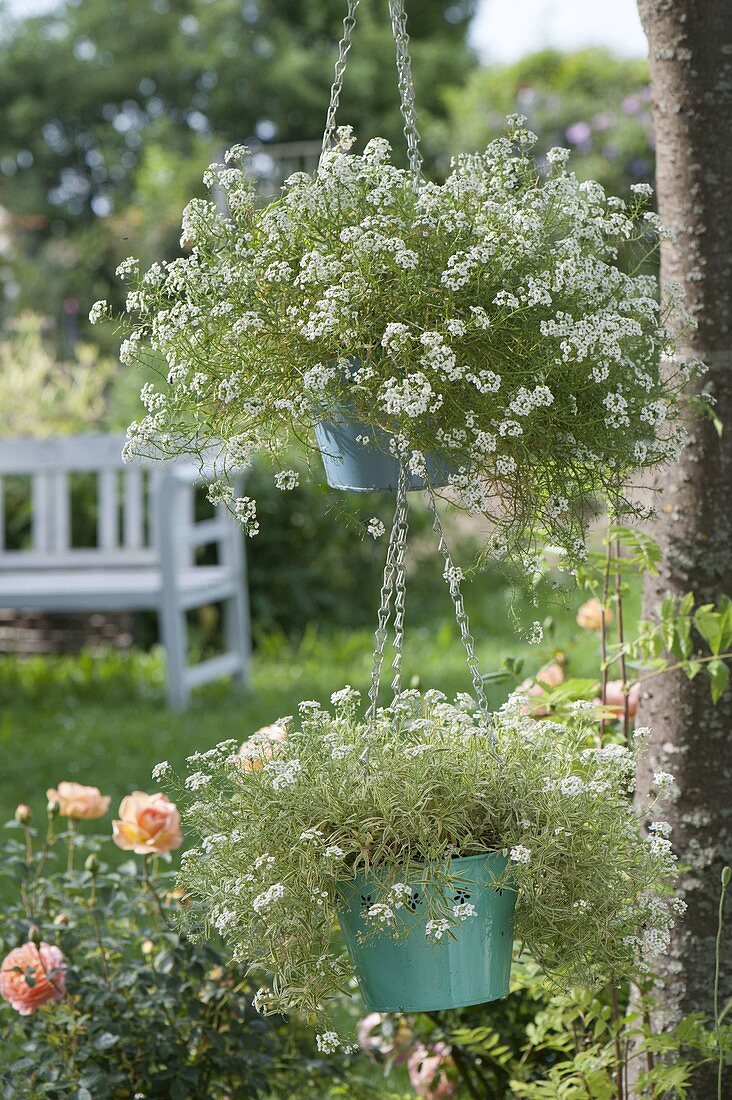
238;723;287;772
576;598;612;631
596;680;640;718
45;782;110;820
112;792;183;855
357;1012;413;1064
0;942;66;1015
407;1042;455;1099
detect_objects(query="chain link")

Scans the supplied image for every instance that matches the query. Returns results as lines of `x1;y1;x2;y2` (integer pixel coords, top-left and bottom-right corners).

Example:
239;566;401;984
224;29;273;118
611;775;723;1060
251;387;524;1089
367;465;409;723
320;0;360;162
388;0;423;185
320;1;423;184
425;486;496;740
390;464;409;698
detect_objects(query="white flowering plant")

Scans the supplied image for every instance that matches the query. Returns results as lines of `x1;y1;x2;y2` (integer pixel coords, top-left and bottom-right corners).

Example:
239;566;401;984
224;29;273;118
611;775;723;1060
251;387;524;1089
100;117;705;563
163;687;681;1021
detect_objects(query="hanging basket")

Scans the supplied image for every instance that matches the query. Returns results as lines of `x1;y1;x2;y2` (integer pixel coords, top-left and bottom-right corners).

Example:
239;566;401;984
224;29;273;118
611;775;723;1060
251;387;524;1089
315;416;451;492
338;853;516;1012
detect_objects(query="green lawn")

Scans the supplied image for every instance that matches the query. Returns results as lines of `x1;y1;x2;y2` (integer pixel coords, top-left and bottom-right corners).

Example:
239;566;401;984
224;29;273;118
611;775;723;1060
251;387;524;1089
0;572;611;824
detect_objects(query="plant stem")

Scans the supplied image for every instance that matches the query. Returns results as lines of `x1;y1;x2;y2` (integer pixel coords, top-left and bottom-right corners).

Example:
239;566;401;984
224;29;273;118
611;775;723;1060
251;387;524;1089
600;530;613;744
614;536;631;748
141;855;167;924
610;985;625;1100
66;818;76;873
715;867;730;1100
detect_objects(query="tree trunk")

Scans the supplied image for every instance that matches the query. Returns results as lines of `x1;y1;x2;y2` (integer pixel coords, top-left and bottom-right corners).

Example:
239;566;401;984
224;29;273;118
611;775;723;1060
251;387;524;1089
635;2;732;1095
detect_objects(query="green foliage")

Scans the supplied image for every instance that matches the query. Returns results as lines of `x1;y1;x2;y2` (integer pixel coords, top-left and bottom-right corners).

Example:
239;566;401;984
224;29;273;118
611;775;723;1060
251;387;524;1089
0;818;341;1098
0;313;121;438
171;688;678;1019
0;0;476;328
435;48;653;199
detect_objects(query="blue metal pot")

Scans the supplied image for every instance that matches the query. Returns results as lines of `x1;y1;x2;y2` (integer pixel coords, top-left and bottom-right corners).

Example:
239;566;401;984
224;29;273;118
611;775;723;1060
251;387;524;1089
315;418;451;492
338;853;516;1013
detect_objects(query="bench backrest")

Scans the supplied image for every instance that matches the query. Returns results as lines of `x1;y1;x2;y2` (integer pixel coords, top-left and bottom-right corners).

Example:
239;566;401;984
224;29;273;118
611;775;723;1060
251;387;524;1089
0;434;176;570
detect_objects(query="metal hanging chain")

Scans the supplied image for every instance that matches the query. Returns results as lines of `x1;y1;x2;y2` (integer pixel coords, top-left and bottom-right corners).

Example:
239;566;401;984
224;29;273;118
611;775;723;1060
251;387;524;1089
320;0;360;162
425;485;496;739
390;463;409;699
367;464;410;724
388;0;424;185
319;0;423;182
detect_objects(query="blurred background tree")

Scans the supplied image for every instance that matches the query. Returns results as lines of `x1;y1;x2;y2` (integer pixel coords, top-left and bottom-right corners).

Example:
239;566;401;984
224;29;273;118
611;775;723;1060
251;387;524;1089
0;0;478;341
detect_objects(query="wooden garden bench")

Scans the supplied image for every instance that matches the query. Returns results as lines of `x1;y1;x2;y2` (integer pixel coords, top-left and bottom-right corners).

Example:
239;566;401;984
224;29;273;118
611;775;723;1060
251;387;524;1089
0;433;250;708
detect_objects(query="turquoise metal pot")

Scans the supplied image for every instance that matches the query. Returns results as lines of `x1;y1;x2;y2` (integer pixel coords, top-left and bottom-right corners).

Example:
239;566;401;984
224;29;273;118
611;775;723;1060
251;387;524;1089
338;853;516;1013
315;418;451;493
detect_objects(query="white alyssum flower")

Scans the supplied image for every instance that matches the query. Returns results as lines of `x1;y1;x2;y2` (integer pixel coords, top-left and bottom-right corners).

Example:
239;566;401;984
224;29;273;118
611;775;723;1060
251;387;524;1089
366;903;396;926
89;300;109;324
331;685;360;707
274;469;299;491
653;770;676;792
367;518;386;539
453;902;478;921
252;883;285;914
509;845;532;864
425;919;451;941
316;1032;341;1054
151;760;172;781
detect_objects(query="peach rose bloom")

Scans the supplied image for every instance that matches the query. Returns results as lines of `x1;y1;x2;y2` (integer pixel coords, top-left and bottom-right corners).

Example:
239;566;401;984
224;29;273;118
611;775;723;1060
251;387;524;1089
112;792;183;855
517;661;565;716
576;598;612;631
596;680;640;718
45;782;110;820
239;723;287;772
0;942;66;1015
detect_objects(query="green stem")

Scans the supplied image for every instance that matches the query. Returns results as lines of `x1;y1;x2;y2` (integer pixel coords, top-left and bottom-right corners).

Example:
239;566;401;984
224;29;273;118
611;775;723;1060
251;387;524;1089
600;529;613;744
66;819;76;873
715;867;730;1100
610;985;625;1100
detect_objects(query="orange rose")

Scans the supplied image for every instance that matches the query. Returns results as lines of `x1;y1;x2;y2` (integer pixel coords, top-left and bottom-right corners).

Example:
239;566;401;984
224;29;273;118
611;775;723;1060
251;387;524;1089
596;680;640;718
112;792;183;855
238;723;287;772
45;782;110;820
576;598;612;631
0;942;66;1016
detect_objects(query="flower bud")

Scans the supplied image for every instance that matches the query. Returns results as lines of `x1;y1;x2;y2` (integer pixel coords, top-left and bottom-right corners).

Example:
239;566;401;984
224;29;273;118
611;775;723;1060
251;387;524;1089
141;939;155;957
722;866;731;887
84;854;100;875
14;804;31;825
27;924;41;945
47;798;60;817
53;912;70;927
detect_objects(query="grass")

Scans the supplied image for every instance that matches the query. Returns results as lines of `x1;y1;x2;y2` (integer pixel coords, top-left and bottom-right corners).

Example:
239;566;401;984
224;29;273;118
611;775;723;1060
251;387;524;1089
0;569;613;824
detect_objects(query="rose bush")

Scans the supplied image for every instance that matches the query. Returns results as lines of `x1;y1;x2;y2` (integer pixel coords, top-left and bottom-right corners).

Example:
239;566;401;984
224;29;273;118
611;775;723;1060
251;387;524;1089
0;796;344;1099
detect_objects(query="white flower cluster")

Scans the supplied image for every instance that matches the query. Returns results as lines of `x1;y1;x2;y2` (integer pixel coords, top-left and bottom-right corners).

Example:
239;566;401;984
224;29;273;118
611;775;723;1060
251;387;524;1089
118;120;701;563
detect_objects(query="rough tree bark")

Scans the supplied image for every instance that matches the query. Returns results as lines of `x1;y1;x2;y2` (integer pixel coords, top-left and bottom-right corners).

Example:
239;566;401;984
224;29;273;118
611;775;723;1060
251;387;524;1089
635;2;732;1096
